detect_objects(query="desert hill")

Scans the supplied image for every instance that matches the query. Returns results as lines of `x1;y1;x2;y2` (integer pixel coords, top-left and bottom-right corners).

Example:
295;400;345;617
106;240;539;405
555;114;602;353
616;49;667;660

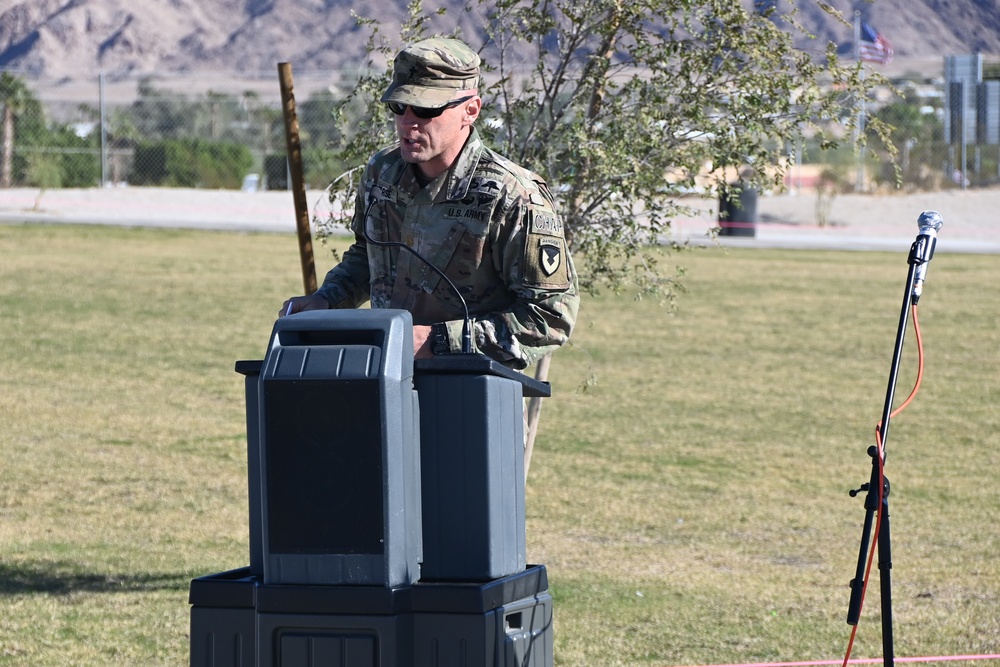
1;0;999;85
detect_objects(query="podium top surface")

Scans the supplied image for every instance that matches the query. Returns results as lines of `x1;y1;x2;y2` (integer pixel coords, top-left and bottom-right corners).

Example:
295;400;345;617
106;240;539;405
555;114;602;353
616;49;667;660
414;354;550;398
237;354;551;398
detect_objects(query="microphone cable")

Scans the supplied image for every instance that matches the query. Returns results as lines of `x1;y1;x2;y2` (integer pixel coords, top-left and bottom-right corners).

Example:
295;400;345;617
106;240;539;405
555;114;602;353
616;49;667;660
359;194;475;354
842;303;926;667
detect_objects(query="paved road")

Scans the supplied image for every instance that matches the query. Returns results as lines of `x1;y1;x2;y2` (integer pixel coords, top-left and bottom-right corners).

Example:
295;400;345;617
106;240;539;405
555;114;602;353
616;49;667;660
2;186;997;254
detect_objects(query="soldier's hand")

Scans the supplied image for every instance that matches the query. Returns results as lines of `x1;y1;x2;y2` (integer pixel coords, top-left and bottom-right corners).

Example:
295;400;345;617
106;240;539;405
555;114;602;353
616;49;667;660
279;294;329;317
413;324;434;359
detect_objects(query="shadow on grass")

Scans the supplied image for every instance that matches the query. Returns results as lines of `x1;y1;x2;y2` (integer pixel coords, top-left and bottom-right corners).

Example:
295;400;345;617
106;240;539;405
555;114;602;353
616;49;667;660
0;560;193;596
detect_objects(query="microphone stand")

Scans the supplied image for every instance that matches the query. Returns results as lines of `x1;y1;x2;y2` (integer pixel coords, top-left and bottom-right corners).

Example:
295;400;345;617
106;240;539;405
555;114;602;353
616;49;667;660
845;212;941;667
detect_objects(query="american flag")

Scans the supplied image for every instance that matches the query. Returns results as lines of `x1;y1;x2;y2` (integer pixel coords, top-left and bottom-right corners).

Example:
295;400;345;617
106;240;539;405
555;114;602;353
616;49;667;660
859;22;893;64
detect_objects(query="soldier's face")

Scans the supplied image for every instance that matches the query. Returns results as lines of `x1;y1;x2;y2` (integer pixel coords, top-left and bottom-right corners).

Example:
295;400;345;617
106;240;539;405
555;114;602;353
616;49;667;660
395;94;481;180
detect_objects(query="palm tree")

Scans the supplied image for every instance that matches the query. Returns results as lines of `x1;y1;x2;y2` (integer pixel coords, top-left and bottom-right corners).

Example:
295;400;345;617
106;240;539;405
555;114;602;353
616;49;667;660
1;73;34;188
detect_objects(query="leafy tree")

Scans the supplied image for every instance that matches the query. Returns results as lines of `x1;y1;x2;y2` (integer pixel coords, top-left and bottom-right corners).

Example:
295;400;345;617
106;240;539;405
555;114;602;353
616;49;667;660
131;78;200;140
1;75;101;188
298;89;352;187
105;111;143;185
1;72;41;187
33;124;101;188
869;88;946;190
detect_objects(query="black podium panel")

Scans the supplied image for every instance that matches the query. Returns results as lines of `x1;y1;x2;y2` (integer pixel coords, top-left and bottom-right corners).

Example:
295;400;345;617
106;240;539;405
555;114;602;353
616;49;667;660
263;378;384;555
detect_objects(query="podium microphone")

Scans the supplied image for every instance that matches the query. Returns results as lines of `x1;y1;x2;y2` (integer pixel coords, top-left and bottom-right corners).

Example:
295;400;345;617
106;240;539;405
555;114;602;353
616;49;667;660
360;195;475;353
911;210;943;304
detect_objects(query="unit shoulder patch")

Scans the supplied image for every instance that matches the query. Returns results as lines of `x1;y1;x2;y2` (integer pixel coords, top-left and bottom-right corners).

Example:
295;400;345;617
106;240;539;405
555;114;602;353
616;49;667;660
524;235;570;289
539;238;562;276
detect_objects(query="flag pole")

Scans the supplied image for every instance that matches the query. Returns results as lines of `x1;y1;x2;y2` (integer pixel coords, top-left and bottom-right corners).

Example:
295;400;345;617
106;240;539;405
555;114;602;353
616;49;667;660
854;11;867;193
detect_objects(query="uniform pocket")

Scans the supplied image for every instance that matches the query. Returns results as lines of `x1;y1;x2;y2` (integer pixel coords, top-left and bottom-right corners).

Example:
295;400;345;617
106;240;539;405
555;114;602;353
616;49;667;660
420;221;488;304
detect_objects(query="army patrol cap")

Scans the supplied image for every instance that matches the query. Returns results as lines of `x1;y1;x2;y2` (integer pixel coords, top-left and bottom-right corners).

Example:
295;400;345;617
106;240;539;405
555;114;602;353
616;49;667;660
381;38;481;109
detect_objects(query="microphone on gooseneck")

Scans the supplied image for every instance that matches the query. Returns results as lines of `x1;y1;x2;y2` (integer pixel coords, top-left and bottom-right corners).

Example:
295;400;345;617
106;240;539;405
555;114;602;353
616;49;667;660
911;210;943;304
360;194;474;354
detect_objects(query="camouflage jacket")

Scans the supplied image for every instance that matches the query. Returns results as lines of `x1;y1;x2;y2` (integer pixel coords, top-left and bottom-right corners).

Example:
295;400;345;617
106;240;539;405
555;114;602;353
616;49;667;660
315;127;579;369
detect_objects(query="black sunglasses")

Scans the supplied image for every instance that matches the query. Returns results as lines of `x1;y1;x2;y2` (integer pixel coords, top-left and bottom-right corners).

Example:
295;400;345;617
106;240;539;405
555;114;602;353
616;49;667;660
386;95;474;120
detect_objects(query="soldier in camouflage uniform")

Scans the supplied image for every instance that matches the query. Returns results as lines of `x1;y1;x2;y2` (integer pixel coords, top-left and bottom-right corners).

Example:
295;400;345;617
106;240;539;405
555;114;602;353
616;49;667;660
281;38;579;370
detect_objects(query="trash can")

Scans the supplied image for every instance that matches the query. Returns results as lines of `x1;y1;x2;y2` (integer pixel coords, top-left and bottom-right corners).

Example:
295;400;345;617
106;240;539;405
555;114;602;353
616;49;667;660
718;181;758;237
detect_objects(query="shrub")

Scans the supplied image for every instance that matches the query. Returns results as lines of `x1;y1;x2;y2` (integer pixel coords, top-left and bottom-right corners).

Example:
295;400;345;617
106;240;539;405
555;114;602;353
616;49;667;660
131;138;253;188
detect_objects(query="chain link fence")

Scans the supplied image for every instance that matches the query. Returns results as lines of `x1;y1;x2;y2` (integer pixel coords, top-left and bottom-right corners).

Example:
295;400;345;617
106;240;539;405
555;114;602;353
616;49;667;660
1;59;998;196
0;68;357;192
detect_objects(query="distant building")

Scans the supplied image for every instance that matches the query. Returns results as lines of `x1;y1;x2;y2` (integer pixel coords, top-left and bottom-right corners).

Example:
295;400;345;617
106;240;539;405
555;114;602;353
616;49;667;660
944;54;1000;146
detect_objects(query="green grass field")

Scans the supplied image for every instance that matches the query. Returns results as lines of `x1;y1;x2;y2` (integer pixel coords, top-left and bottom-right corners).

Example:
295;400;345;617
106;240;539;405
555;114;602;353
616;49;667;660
0;223;997;666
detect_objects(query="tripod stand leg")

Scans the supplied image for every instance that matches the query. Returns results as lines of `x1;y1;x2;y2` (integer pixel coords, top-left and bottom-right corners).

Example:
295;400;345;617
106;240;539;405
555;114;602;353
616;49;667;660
878;486;894;667
846;489;874;626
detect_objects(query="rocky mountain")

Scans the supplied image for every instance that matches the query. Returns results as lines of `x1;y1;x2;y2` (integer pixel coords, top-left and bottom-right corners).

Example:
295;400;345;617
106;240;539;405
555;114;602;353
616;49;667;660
2;0;999;84
0;0;478;81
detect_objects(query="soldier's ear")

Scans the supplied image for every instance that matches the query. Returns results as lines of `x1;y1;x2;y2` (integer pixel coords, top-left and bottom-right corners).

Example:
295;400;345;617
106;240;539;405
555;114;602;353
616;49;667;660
463;96;482;126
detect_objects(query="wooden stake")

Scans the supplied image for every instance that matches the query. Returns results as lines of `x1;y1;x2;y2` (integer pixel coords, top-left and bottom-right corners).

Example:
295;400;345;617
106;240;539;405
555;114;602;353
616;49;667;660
278;62;317;295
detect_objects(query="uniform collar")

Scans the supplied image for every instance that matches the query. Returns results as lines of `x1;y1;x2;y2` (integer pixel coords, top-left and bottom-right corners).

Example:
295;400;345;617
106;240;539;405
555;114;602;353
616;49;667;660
440;127;484;202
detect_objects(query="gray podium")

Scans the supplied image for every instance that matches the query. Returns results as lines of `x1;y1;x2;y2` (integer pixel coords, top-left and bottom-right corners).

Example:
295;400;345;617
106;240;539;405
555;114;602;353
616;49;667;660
189;310;553;666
